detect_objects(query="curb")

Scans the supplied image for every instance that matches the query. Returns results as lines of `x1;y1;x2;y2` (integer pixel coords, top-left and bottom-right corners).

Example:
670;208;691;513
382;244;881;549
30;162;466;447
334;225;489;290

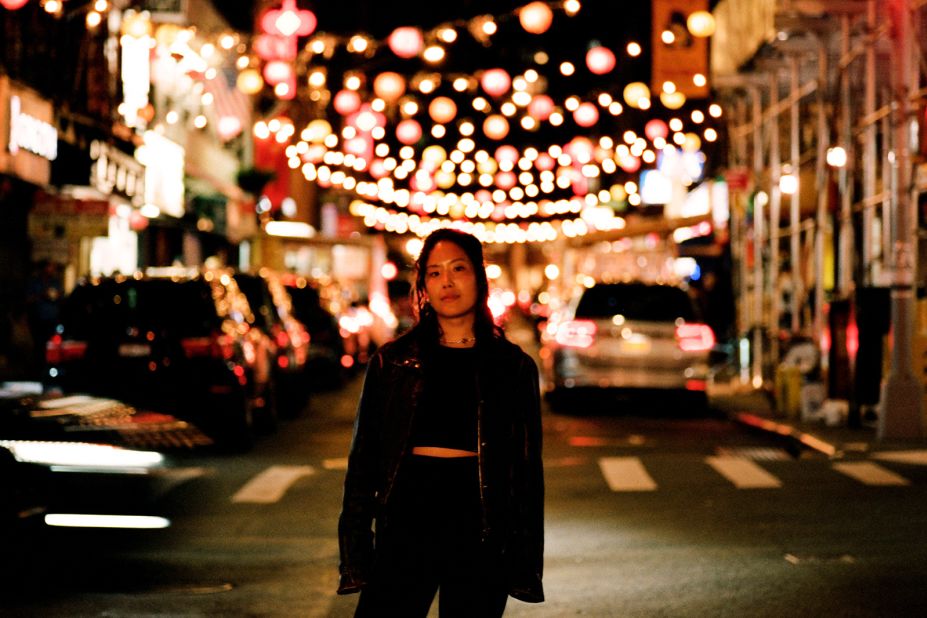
732;412;840;458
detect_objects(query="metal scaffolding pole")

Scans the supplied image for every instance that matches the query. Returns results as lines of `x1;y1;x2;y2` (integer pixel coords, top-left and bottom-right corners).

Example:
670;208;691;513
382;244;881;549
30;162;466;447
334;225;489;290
768;71;782;361
789;57;803;334
838;15;855;297
751;86;766;387
862;0;877;284
732;96;750;342
813;41;830;363
879;0;924;440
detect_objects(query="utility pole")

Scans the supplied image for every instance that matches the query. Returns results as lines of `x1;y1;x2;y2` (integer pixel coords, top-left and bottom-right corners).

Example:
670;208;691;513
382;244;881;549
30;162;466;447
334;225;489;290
879;0;924;440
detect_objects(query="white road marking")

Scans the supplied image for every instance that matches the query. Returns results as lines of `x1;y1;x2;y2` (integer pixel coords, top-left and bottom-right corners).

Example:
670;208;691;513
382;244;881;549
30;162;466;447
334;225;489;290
872;450;927;466
706;456;782;489
833;462;910;486
232;465;316;503
598;457;657;492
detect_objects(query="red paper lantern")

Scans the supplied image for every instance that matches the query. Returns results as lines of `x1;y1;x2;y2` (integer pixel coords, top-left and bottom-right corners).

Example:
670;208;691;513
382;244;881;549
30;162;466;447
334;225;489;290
260;0;316;37
586;46;616;75
373;72;406;102
573;102;599;127
369;159;389;179
428;97;457;124
345;135;371;157
303;144;326;163
254;34;295;61
388;26;424;59
519;2;553;34
480;69;511;98
528;95;554;121
483;115;509;140
495;171;517;191
618;154;641;173
645;119;669;141
396;119;423;145
567;137;594;164
263;60;293;86
129;210;149;231
411;170;436;193
333;89;361;115
535;153;556;172
494;145;519;165
0;0;30;10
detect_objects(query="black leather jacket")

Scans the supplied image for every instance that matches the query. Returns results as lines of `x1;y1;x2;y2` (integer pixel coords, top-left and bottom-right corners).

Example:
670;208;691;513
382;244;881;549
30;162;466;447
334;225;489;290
337;331;545;603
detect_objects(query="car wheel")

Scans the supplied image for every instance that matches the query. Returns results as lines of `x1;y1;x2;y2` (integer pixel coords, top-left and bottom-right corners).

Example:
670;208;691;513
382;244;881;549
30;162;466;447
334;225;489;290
218;393;255;453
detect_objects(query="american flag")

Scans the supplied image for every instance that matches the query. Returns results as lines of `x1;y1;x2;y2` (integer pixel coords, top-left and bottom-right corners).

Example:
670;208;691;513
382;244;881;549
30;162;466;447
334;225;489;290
203;67;251;142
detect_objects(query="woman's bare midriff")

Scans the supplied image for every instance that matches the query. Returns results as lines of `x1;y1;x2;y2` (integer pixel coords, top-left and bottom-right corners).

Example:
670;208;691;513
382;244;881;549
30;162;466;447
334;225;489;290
411;446;478;458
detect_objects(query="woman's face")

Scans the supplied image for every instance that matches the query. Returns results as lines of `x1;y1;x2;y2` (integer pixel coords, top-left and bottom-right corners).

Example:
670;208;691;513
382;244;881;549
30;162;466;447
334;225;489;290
424;240;479;321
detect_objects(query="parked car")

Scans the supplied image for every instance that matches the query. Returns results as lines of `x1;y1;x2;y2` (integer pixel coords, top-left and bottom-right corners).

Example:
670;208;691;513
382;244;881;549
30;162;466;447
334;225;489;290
45;270;276;449
282;276;348;389
0;385;180;579
540;281;715;411
231;269;310;416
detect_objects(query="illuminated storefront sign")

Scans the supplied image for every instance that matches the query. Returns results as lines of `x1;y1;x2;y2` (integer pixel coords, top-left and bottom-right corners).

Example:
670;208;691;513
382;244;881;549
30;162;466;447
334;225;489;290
89;140;146;206
0;76;55;185
9;95;57;160
136;130;185;218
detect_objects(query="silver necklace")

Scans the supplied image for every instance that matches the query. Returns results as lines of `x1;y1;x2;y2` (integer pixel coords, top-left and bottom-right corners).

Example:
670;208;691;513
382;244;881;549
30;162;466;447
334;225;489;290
440;336;476;345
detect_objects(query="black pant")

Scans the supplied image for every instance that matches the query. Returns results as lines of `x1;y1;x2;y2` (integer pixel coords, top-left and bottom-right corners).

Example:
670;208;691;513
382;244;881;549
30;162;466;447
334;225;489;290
355;456;508;618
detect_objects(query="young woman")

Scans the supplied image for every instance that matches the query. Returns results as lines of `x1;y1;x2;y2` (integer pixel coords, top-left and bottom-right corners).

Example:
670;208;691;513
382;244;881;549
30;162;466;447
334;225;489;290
338;228;544;617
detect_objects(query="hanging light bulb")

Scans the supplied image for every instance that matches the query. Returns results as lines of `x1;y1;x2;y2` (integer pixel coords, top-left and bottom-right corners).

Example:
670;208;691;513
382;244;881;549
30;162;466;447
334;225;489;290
519;2;553;34
686;10;716;37
43;0;63;15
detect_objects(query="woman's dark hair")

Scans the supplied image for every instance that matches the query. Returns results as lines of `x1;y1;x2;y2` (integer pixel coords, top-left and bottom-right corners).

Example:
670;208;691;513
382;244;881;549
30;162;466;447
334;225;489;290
410;228;503;345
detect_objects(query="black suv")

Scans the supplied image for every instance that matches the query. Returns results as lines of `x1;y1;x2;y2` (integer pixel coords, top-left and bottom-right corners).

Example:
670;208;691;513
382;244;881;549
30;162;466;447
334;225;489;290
282;276;347;390
45;271;276;449
231;270;310;416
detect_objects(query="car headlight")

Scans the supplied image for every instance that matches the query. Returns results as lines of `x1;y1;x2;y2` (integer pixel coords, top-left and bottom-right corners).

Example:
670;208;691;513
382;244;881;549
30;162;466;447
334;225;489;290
0;440;164;473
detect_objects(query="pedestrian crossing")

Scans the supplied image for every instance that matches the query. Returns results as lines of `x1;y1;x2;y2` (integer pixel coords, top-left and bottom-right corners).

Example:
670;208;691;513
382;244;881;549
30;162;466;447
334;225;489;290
222;451;927;504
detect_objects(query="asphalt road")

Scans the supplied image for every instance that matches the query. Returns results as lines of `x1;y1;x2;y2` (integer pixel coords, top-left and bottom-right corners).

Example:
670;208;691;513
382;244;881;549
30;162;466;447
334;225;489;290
3;372;927;616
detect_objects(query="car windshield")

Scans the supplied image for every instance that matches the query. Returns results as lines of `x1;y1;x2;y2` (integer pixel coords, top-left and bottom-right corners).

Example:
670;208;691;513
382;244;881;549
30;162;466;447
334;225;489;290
574;283;697;322
233;274;276;330
60;279;221;338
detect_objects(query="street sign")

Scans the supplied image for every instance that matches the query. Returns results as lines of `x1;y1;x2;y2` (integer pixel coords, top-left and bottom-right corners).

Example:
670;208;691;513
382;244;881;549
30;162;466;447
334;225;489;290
725;168;750;191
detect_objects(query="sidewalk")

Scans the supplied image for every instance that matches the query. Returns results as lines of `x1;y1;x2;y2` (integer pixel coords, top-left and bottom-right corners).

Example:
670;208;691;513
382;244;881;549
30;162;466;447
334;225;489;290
707;379;922;459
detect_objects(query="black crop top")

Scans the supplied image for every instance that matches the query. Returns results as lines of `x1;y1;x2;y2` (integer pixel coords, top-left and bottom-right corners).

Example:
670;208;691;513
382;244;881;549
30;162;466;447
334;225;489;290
411;345;479;452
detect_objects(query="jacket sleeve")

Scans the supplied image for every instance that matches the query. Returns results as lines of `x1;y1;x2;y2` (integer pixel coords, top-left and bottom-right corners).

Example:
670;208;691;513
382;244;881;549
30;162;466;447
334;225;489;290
507;353;545;603
337;354;384;594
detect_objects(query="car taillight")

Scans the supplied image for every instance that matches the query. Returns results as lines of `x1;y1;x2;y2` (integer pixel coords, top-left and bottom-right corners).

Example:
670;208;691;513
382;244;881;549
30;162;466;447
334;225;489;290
676;323;715;352
181;335;236;360
554;320;597;348
45;335;88;364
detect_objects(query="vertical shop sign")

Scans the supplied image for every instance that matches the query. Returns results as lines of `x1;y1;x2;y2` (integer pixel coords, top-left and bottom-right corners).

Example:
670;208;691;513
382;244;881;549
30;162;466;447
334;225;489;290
0;76;56;185
652;0;710;98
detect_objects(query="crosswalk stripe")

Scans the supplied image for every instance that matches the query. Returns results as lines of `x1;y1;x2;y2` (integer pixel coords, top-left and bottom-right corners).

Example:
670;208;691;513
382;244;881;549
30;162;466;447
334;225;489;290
705;456;782;488
232;465;315;504
833;462;910;486
323;457;349;470
598;457;657;491
872;450;927;466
